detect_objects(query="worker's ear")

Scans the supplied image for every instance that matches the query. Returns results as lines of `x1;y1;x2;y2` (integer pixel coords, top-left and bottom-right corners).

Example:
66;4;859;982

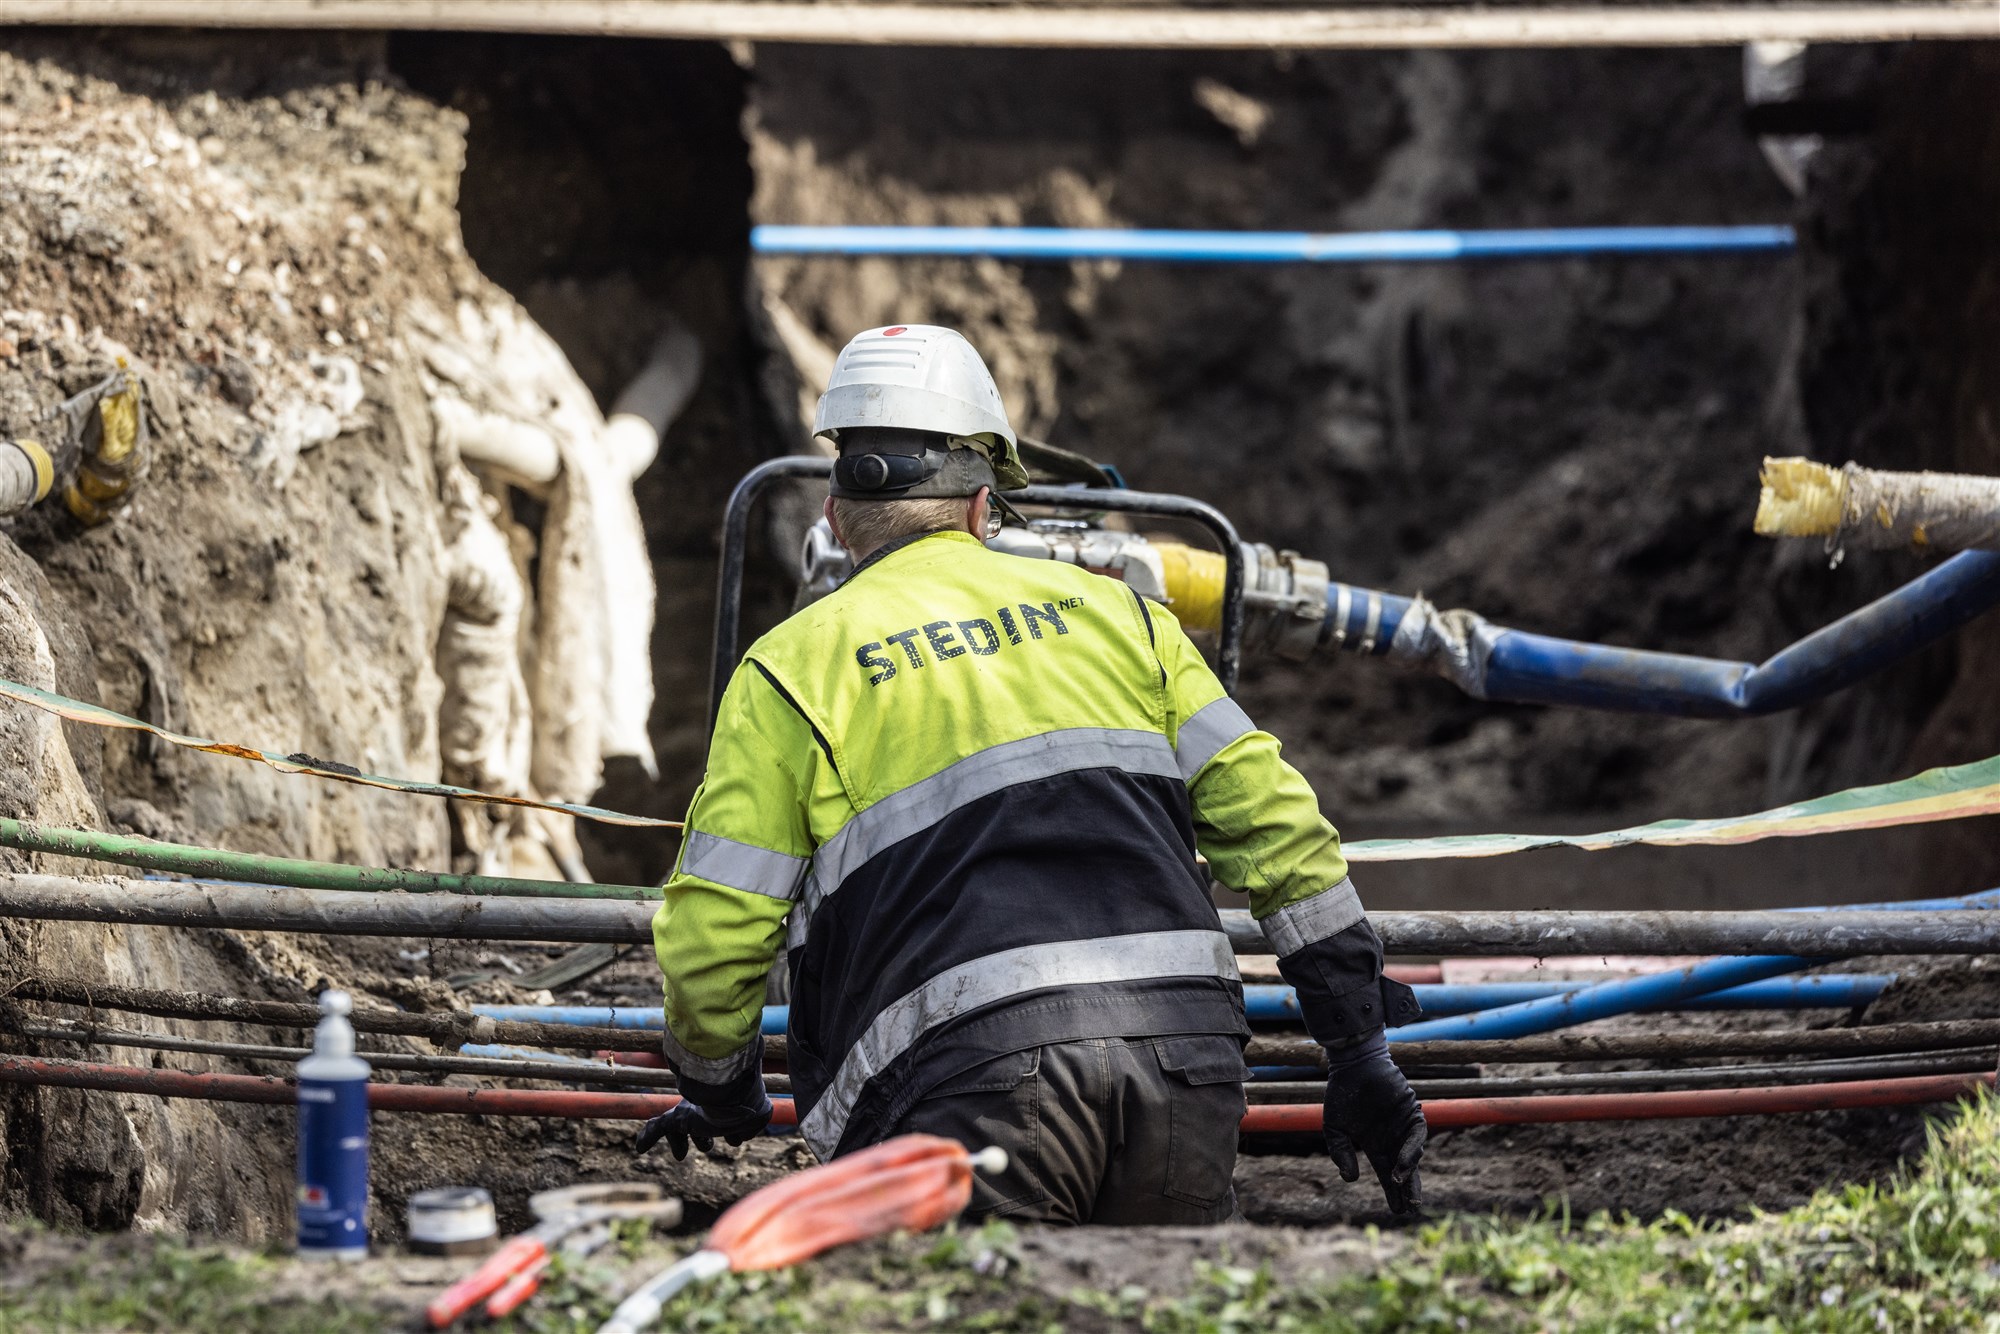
823;496;845;550
967;487;991;538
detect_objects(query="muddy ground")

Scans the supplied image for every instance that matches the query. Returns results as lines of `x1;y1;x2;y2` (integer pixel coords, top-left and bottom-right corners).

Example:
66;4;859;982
0;17;1994;1294
334;945;1970;1247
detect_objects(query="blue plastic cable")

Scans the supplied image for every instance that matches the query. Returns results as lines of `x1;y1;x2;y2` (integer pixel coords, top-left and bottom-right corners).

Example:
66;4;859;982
751;224;1796;265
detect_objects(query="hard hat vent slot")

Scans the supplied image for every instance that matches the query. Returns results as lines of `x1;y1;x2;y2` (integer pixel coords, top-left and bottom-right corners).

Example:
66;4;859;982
842;349;926;372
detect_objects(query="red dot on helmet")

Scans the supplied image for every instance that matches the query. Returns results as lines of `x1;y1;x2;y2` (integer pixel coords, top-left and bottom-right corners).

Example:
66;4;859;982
883;326;907;336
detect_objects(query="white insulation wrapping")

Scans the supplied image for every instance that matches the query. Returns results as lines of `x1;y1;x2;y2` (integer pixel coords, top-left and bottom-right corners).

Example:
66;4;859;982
436;466;531;798
415;299;701;823
430;391;562;486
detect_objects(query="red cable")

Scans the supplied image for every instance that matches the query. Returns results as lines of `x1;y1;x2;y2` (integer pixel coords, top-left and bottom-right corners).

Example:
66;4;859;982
0;1054;799;1125
1241;1070;1999;1133
0;1054;1988;1130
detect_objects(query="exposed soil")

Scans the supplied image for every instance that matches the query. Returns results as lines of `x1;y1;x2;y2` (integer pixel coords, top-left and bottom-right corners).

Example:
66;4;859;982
0;18;1991;1300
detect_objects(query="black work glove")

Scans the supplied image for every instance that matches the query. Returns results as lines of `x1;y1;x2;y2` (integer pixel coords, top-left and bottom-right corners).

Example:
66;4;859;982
1322;1030;1425;1216
635;1090;773;1160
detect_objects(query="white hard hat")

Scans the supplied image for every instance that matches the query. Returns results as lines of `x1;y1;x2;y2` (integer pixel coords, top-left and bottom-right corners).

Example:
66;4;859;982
814;325;1028;490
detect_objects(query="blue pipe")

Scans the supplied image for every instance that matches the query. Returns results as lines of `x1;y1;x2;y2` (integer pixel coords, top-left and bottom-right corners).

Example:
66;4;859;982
751;224;1796;265
1328;550;2000;717
471;975;1887;1041
473;1005;789;1037
1388;888;2000;1044
1383;975;1888;1017
1389;954;1819;1044
473;893;1991;1052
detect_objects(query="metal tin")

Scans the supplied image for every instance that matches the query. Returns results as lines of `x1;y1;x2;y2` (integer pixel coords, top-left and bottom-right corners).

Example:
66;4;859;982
407;1186;498;1256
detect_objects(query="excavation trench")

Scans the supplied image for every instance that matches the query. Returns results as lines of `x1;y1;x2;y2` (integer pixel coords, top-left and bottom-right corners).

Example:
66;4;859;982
0;21;1994;1268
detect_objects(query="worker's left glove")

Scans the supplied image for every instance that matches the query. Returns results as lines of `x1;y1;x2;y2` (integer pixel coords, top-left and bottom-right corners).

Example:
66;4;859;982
1322;1030;1425;1217
635;1090;773;1160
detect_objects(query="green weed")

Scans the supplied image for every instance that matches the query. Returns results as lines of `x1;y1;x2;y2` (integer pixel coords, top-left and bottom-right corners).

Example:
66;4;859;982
0;1236;389;1333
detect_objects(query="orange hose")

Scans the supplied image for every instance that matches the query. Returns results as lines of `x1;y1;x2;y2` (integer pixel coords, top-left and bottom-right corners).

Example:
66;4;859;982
711;1134;978;1270
427;1235;549;1327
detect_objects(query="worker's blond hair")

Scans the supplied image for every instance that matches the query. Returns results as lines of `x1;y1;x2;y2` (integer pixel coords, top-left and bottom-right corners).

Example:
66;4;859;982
829;496;973;559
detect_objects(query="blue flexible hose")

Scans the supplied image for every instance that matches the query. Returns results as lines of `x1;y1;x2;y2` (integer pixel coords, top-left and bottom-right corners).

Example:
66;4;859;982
751;224;1796;264
1326;550;2000;717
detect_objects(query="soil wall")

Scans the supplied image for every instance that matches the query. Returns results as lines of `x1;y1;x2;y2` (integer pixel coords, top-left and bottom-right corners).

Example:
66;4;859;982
0;30;475;1236
1795;43;2000;898
746;39;2000;907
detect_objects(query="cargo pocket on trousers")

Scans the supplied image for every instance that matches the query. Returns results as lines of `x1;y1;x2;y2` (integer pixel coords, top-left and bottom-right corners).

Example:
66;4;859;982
1155;1036;1248;1209
917;1049;1048;1216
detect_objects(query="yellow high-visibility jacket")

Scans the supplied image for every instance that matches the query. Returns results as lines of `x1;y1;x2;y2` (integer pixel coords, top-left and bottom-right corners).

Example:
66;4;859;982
654;529;1409;1159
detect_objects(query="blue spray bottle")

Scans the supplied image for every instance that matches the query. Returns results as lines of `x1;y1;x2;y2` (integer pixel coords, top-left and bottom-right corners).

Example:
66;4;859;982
297;989;370;1259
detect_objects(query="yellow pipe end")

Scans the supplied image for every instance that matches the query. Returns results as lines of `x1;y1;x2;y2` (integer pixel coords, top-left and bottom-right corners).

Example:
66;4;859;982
94;376;142;466
1155;541;1227;632
1755;457;1846;538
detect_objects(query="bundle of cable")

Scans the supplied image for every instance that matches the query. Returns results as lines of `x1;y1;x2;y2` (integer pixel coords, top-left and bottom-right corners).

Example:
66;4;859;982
598;1135;1006;1333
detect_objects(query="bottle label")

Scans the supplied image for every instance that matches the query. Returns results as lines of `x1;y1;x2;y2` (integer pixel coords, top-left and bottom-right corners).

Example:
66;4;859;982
297;1076;369;1253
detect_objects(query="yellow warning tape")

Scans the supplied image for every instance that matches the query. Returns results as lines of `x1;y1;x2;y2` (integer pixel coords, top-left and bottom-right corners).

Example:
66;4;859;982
7;672;1992;856
1345;752;2000;861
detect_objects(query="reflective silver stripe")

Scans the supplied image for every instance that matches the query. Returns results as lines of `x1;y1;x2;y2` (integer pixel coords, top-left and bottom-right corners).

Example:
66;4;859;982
1175;696;1254;781
1331;583;1352;647
799;928;1239;1158
786;873;818;951
1259;878;1365;957
809;728;1180;907
660;1025;761;1083
681;831;809;902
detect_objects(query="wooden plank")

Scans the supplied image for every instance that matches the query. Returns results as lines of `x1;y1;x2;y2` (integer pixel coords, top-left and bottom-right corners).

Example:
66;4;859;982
0;1;1993;50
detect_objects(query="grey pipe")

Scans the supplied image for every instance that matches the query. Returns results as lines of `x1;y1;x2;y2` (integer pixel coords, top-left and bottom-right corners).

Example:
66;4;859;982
1366;908;2000;956
0;873;654;942
5;874;2000;956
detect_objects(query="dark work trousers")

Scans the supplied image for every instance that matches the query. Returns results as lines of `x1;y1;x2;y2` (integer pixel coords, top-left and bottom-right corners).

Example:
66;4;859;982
891;1034;1247;1225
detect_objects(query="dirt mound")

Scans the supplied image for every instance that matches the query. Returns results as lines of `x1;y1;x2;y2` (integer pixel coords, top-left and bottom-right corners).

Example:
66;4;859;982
1859;956;2000;1027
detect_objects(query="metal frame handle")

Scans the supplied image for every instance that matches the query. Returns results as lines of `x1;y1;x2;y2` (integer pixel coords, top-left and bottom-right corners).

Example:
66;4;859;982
710;456;1245;730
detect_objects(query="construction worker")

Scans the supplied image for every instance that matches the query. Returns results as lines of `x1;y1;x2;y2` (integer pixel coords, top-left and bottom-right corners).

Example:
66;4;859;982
637;325;1425;1222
